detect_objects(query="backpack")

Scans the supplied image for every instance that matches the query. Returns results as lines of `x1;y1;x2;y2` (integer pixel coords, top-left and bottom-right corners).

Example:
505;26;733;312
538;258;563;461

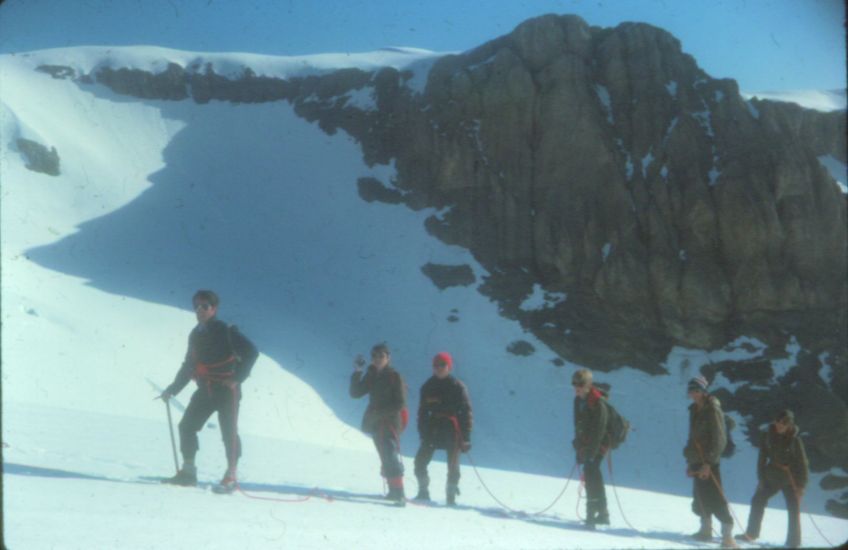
722;414;736;458
226;324;258;371
604;400;630;449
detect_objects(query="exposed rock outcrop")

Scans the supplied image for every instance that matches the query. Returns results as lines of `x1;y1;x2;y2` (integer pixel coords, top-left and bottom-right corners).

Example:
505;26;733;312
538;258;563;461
420;263;476;289
751;98;847;162
16;138;60;176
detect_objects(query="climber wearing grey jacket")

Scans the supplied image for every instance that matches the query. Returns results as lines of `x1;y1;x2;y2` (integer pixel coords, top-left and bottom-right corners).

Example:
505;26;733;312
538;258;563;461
683;375;736;547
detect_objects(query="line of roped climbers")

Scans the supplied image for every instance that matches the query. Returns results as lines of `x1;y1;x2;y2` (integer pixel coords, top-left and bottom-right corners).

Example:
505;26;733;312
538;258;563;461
156;289;812;549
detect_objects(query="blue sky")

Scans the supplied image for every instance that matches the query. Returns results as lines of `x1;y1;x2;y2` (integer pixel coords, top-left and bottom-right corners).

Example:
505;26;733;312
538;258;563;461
0;0;844;92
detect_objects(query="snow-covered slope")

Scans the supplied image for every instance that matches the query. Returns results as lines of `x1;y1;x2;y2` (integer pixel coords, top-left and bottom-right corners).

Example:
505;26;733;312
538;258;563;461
7;402;847;549
818;154;847;194
3;47;847;548
16;44;445;80
742;88;847;112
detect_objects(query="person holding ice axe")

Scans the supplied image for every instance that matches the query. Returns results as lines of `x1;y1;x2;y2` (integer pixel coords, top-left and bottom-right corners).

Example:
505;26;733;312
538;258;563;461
158;290;258;493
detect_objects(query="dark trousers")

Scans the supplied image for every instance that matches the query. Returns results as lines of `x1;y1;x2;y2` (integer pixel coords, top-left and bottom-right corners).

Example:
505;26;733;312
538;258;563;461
746;480;801;547
373;424;403;479
179;383;241;467
692;463;733;525
583;455;608;517
414;441;461;488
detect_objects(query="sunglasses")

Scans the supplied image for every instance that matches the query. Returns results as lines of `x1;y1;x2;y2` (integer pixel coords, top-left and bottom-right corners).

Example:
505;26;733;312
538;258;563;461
194;303;214;311
433;363;449;369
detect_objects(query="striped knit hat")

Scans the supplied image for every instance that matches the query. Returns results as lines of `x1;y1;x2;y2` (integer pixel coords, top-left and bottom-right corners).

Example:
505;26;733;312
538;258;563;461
687;375;709;393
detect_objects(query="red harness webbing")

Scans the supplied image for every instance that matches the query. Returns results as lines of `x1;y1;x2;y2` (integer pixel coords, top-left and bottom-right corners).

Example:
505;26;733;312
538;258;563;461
193;355;237;381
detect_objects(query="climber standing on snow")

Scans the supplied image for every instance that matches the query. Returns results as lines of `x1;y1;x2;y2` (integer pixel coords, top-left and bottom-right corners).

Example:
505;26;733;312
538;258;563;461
571;368;611;529
159;290;258;492
683;375;737;548
413;352;473;506
349;343;408;505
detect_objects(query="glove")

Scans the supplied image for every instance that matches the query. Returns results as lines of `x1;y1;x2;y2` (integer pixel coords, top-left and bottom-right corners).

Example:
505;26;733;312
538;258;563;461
460;441;471;453
353;354;366;371
158;390;173;401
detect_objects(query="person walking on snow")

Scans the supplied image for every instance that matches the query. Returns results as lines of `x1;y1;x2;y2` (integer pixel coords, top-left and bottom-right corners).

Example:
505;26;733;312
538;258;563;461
571;368;610;529
683;375;737;548
736;409;809;547
159;290;258;492
349;343;408;505
413;352;473;506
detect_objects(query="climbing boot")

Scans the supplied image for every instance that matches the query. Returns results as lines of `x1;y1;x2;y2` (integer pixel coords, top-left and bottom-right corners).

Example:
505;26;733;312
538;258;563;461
446;483;460;506
162;464;197;487
690;516;712;542
213;469;237;494
414;475;430;501
594;510;610;526
721;523;738;548
386;479;406;506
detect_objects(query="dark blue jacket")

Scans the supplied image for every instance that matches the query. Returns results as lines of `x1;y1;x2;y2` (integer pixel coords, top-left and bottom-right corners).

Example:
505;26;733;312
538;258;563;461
166;318;258;395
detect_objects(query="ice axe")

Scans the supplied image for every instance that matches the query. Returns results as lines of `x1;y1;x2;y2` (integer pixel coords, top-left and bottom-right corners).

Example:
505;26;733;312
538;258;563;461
155;393;180;475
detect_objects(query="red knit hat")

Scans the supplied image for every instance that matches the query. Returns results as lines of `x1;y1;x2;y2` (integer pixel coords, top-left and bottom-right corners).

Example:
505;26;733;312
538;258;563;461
433;352;453;370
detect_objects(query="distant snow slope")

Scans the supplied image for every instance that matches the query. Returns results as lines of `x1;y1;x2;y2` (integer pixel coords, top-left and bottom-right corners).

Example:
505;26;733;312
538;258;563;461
2;46;847;548
819;154;848;194
742;88;847;112
19;44;446;80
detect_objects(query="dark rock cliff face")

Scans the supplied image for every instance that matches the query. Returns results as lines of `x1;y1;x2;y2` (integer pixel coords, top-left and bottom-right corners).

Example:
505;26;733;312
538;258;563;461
752;98;847;163
16;138;61;176
39;13;847;514
401;17;847;370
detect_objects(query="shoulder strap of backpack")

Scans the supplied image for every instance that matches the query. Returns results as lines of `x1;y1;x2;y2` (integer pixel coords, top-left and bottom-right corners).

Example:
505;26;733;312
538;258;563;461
226;324;239;360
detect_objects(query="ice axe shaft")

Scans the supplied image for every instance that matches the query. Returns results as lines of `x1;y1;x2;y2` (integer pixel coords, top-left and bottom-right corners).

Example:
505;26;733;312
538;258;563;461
163;398;180;474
